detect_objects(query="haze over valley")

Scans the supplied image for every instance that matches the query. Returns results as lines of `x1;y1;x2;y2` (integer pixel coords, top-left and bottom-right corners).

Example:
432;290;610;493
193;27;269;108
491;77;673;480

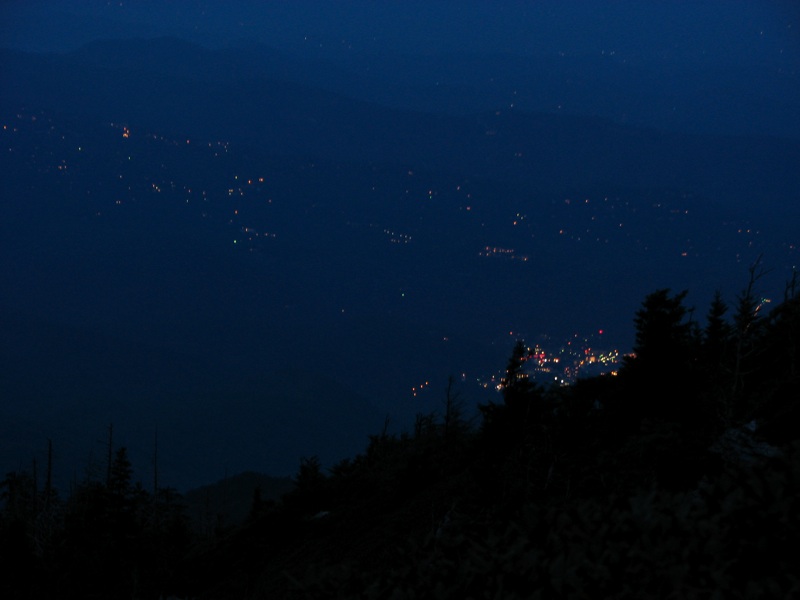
1;4;799;490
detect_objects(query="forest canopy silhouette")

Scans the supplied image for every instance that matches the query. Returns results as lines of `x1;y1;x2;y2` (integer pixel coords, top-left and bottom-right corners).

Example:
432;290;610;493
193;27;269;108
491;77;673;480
2;277;799;598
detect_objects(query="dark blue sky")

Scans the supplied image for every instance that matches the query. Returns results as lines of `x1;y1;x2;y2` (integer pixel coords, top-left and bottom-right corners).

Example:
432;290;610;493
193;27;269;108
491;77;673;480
2;1;798;70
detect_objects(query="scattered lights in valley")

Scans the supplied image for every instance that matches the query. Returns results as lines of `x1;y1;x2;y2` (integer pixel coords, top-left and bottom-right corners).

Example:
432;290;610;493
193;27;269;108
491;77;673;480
475;332;624;393
383;229;412;244
411;380;431;398
4;107;795;301
1;110;292;254
408;331;625;401
6;107;799;421
479;246;529;262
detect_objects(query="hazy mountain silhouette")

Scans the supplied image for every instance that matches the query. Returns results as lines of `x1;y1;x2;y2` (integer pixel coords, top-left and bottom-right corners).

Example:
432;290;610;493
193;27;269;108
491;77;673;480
29;36;800;140
2;42;799;204
183;470;295;529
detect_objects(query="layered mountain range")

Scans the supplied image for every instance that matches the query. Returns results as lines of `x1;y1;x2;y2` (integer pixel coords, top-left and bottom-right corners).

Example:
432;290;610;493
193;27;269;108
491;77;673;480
1;38;798;490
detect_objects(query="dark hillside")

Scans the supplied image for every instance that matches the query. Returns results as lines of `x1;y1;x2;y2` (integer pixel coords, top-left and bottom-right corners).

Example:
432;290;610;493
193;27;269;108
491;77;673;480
188;290;800;598
183;471;295;532
2;283;798;598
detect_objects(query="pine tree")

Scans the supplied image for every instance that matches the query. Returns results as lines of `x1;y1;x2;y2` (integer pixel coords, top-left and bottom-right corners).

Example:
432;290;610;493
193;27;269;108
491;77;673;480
701;291;734;427
108;447;133;498
731;259;769;418
623;289;700;423
501;340;536;412
704;292;731;356
630;289;695;367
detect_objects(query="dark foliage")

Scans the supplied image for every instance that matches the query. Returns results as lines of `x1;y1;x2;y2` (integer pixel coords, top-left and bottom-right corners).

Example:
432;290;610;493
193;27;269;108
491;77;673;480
2;285;798;598
0;446;191;600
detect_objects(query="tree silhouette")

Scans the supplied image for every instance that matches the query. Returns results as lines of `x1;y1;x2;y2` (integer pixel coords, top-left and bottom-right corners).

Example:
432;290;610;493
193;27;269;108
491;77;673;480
730;261;771;418
108;447;133;498
480;340;539;441
501;340;537;412
622;289;701;424
630;289;694;367
703;290;732;364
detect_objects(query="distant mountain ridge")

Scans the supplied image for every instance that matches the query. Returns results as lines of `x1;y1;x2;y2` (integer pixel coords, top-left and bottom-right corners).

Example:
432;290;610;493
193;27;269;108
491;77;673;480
183;470;295;530
2;42;798;212
49;36;800;140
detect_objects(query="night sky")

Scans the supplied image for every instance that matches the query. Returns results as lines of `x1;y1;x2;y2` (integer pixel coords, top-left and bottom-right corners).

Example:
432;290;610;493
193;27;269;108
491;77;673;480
1;1;799;490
